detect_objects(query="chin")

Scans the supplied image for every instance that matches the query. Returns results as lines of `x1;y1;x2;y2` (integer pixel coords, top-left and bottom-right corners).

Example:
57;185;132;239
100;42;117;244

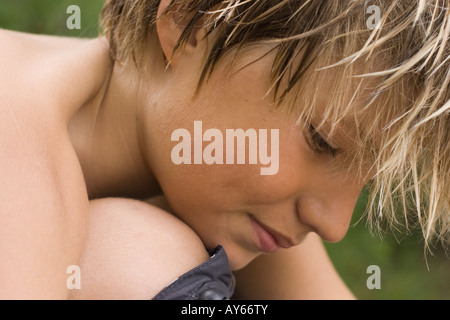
219;241;260;271
197;225;259;271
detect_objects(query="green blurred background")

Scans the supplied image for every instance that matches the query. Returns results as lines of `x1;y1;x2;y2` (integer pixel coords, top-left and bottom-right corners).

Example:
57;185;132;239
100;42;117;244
1;0;448;300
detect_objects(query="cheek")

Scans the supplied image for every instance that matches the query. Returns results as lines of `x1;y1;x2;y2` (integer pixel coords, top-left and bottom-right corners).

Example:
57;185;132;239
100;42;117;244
239;126;322;206
154;75;310;214
161;162;264;214
164;127;308;212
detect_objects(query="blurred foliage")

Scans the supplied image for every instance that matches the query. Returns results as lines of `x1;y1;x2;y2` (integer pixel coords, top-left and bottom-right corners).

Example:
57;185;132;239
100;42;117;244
325;190;449;300
1;0;448;300
0;0;103;37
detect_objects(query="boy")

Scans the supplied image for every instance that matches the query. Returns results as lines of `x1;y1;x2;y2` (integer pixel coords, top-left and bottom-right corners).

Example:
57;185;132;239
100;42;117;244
0;0;448;299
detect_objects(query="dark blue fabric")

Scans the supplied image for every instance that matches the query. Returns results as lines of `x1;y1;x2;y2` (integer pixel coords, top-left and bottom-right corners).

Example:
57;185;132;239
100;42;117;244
152;246;234;300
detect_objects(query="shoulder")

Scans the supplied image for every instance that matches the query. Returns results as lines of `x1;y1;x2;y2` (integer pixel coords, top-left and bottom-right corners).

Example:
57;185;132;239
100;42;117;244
0;32;91;219
0;28;81;92
71;197;210;300
0;29;111;122
0;31;85;187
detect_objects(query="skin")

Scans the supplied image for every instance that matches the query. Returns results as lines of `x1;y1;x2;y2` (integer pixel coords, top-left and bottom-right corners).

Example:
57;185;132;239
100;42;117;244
0;0;369;299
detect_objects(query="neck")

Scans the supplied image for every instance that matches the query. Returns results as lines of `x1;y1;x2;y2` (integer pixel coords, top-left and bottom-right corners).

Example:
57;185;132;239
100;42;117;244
69;37;165;199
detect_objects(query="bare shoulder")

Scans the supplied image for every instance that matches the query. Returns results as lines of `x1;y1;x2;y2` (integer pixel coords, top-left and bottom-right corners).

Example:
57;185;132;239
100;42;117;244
0;28;79;90
71;197;210;300
0;28;111;122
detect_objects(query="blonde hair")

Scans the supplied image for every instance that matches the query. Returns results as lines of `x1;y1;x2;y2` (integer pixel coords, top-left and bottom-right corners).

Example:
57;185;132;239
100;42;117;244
101;1;450;247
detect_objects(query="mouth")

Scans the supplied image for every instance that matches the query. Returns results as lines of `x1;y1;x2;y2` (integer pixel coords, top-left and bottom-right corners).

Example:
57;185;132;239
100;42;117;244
249;214;296;253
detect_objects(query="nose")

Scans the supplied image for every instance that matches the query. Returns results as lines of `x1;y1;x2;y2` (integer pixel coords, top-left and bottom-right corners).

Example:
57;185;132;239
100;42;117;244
297;181;364;243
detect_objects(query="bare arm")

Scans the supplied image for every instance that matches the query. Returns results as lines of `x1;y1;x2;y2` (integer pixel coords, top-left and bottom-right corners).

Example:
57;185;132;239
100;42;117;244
0;31;90;298
0;118;89;299
233;233;355;300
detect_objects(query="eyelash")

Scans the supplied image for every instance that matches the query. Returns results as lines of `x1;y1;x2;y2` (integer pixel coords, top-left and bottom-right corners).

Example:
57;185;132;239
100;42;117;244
306;124;338;157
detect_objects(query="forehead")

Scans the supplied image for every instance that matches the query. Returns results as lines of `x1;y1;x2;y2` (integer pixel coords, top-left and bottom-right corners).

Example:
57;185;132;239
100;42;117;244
211;42;385;144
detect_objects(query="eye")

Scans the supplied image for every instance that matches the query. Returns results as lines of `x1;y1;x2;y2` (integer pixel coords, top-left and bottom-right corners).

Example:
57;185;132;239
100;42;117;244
305;124;338;157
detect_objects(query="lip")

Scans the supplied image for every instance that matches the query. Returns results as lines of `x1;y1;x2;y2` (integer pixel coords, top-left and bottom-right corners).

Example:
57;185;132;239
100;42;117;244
249;214;296;253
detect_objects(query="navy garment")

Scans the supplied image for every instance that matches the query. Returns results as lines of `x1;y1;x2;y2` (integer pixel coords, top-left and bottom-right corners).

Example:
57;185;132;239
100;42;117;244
152;246;234;300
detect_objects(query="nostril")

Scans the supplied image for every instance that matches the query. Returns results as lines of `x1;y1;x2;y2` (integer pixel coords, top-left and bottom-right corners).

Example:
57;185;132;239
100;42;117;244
318;219;351;243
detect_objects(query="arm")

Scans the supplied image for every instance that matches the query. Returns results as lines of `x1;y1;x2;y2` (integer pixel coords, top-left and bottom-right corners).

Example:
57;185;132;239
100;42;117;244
0;30;92;299
0;117;89;299
233;233;355;300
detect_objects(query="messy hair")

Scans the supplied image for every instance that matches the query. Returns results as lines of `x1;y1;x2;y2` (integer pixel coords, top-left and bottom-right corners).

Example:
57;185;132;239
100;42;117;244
101;0;450;247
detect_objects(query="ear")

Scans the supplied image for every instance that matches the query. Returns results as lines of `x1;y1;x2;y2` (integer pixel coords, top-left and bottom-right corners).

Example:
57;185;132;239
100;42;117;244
156;0;207;66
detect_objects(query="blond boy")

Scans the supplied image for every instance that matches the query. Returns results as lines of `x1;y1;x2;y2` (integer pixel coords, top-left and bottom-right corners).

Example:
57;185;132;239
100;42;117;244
0;0;448;299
